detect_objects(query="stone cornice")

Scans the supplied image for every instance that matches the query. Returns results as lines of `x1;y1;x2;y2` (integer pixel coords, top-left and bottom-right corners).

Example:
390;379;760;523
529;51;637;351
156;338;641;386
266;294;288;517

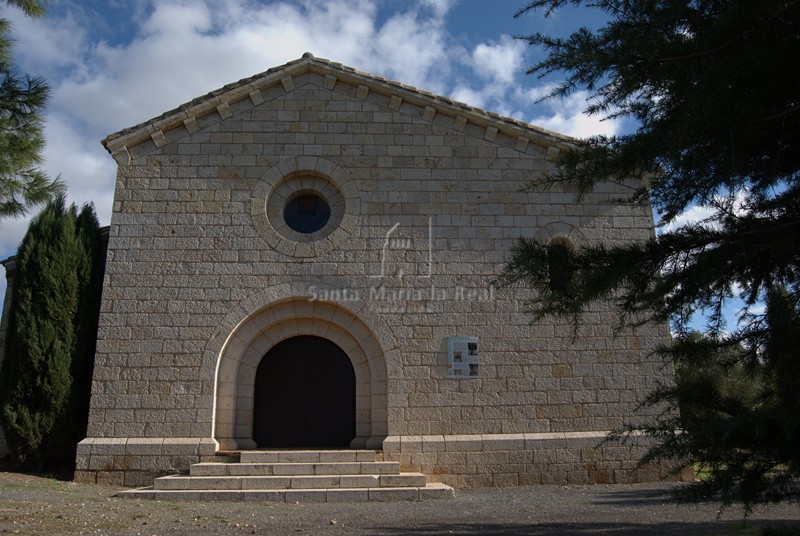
102;53;573;165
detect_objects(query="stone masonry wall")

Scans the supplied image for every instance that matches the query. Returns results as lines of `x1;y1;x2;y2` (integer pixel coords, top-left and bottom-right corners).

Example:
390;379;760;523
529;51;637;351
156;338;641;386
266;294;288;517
76;62;676;487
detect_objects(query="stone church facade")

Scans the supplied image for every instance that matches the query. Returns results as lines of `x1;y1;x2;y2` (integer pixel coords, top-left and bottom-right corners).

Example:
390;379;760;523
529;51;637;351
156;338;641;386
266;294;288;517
60;54;674;488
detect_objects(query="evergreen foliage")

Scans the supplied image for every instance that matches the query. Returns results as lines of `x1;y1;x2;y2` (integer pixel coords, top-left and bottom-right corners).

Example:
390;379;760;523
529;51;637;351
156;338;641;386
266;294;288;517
0;0;62;219
501;0;800;510
616;318;799;513
0;196;104;469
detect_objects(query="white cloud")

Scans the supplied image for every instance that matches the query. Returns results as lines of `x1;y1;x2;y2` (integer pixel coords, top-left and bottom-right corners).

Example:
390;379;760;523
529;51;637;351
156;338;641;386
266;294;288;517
472;35;525;84
659;189;749;233
0;215;31;259
370;12;453;93
416;0;455;18
49;0;458;137
450;85;486;109
528;89;621;138
521;83;556;103
658;204;716;233
42;113;117;224
441;35;527;116
5;6;87;78
140;2;213;37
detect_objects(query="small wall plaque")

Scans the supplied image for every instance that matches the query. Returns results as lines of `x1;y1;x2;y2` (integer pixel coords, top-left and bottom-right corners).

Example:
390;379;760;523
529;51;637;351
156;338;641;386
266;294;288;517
447;336;479;378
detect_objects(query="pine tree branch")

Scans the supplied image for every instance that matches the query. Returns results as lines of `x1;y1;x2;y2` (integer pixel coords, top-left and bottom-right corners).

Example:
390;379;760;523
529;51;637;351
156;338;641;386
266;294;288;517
647;0;800;65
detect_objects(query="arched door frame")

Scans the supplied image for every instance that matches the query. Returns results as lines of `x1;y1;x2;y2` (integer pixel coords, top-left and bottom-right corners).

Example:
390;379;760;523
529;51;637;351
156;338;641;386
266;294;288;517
209;286;392;451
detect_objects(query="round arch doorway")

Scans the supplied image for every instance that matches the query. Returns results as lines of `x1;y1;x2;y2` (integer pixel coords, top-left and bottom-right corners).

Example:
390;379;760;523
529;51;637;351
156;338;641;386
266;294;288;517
252;335;356;448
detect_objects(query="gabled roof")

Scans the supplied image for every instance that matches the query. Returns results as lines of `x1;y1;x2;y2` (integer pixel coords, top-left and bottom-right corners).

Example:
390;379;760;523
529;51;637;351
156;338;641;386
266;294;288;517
102;53;572;165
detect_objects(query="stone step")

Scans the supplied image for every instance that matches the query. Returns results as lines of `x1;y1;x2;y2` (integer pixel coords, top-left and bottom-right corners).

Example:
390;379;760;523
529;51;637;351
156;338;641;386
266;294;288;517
115;449;453;503
117;483;455;502
190;460;401;477
239;449;376;464
154;472;428;491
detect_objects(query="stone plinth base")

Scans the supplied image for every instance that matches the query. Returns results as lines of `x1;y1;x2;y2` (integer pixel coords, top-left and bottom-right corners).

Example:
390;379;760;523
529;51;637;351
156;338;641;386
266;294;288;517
73;433;692;489
74;437;218;487
382;432;692;489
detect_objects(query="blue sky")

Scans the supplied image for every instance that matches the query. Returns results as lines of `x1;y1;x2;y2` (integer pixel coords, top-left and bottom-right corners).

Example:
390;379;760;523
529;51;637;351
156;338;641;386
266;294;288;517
0;0;645;318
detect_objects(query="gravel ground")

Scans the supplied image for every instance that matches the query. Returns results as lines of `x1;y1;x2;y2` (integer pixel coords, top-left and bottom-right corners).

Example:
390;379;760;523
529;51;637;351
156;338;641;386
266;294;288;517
1;468;799;535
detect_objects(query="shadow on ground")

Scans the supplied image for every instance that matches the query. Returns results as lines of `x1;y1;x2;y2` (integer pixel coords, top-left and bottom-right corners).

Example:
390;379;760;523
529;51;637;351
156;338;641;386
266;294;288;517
370;520;800;535
591;485;679;507
0;458;73;482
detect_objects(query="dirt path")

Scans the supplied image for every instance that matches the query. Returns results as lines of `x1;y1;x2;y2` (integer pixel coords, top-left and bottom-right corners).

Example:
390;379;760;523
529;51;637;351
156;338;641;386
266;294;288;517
1;469;799;535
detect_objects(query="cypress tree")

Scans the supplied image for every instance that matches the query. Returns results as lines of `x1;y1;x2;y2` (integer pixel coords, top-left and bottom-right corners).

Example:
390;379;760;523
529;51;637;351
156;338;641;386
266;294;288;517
70;204;104;450
0;195;103;469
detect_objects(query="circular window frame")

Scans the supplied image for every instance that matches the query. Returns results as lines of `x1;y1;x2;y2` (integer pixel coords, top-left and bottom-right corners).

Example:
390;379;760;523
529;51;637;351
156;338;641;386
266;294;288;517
251;156;360;258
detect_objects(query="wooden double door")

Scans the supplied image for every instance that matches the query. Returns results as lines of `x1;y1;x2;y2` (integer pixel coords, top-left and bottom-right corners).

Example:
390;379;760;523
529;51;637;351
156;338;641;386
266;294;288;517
252;335;355;448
